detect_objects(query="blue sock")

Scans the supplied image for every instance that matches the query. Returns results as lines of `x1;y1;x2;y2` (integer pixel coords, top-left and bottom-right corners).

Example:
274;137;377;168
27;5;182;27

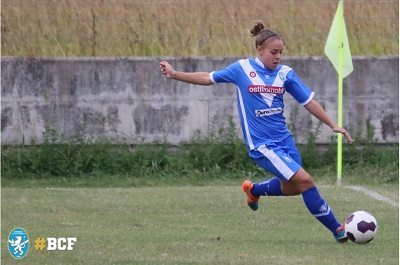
302;187;341;234
251;177;283;196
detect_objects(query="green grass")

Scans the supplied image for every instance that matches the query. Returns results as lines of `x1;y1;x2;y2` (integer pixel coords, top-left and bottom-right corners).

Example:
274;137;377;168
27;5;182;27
1;185;398;265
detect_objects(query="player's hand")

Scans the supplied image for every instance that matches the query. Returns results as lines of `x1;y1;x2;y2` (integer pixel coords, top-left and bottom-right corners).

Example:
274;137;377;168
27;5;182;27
159;61;175;78
332;127;353;144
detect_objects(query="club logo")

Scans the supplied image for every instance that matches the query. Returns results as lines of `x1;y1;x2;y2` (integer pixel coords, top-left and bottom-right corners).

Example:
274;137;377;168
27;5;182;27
281;154;292;163
319;203;329;213
8;227;30;259
249;71;257;78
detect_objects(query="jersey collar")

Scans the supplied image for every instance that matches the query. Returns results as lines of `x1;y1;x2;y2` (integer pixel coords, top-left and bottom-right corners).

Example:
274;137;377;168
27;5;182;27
255;57;281;72
255;57;265;68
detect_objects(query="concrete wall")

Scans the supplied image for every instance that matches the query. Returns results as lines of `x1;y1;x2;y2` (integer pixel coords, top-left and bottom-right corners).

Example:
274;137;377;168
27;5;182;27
1;56;398;145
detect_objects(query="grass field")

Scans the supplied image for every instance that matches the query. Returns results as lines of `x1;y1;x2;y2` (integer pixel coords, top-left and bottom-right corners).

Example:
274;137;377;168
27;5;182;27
2;184;398;265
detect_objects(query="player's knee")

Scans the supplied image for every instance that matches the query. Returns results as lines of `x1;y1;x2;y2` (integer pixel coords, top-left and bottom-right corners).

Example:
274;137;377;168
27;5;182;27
291;170;315;192
299;176;315;190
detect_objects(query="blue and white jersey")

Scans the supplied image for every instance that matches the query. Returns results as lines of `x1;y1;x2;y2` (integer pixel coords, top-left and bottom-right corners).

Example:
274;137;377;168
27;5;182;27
210;57;314;150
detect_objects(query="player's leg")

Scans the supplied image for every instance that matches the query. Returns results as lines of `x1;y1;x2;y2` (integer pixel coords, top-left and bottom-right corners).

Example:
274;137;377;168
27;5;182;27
245;177;283;196
241;176;284;211
286;168;346;241
244;139;302;198
280;168;313;195
242;138;346;241
242;142;300;210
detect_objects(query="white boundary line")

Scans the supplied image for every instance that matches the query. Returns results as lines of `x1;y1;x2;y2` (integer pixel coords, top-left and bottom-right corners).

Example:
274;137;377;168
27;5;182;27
345;185;399;208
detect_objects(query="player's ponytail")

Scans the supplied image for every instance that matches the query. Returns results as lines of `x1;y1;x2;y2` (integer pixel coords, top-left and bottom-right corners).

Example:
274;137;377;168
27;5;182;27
250;20;281;48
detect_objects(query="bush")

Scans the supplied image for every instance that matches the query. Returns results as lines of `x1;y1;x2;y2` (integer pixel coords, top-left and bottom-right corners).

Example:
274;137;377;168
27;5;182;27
1;122;398;185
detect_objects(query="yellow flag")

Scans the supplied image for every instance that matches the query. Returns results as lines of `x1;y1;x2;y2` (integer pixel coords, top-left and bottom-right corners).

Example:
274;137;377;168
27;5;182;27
324;0;353;78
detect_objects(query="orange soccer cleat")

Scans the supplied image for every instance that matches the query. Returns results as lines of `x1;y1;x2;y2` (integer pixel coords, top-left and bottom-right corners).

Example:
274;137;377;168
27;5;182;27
241;180;260;211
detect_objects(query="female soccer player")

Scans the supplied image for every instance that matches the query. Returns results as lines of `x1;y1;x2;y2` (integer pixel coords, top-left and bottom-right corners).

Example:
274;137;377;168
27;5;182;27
159;20;353;242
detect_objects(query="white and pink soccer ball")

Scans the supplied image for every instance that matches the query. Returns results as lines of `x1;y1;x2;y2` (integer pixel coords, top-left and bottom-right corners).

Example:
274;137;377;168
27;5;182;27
345;211;378;244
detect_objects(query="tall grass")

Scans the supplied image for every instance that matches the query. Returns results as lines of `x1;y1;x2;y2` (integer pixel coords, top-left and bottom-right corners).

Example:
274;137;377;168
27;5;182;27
1;0;398;57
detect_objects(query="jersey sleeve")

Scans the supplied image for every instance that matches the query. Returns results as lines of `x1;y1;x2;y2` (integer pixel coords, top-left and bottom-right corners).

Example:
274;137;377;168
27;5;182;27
285;70;314;105
209;62;239;84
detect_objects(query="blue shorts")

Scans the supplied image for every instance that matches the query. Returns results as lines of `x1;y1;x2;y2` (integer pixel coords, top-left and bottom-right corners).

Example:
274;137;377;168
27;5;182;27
249;136;302;181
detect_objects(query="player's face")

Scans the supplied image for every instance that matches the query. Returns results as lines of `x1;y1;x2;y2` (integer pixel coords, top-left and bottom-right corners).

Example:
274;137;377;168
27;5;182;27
257;38;285;70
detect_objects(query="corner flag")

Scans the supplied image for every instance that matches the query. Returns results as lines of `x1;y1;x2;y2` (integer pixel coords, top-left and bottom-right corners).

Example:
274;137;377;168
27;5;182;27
325;0;353;78
324;0;353;185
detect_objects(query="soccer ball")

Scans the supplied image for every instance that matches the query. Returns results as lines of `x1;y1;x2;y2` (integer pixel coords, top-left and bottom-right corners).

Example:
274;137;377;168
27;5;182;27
345;211;378;244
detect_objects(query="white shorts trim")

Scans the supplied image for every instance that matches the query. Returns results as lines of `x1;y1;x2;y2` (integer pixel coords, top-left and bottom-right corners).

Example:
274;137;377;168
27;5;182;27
257;145;295;181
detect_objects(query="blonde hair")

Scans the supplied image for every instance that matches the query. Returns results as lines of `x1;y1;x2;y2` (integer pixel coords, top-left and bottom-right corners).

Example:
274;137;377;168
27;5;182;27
250;20;281;48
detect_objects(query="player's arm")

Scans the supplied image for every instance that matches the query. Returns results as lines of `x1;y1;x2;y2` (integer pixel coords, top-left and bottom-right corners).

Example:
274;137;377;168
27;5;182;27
160;61;213;86
304;99;353;144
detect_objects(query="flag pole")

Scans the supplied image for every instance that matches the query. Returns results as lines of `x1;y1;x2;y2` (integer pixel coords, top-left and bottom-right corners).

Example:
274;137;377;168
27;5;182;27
336;43;343;186
336;0;345;186
336;1;345;186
